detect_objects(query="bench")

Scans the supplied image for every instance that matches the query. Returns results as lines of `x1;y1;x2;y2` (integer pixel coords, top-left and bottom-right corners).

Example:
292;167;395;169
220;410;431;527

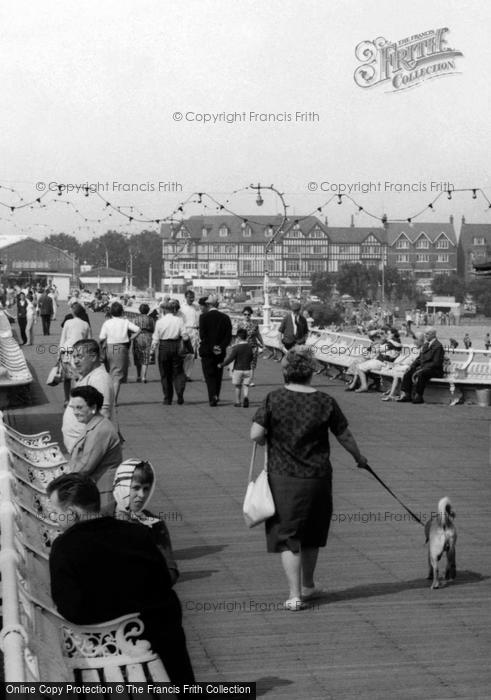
0;335;33;408
0;415;170;682
261;327;491;405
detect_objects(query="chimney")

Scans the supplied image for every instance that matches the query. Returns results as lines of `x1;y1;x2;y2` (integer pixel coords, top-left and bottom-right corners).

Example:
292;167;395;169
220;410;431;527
350;214;354;228
460;215;465;225
324;216;328;227
449;214;454;224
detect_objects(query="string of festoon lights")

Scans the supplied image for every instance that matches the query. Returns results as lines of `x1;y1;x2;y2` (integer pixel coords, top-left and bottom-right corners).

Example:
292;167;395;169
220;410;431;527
0;183;490;234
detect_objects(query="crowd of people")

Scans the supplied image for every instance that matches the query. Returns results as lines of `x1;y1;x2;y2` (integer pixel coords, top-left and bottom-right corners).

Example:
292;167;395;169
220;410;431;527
5;287;487;680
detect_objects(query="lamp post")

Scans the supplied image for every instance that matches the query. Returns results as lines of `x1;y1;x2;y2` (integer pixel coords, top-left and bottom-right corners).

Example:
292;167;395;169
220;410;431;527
380;253;385;306
249;184;288;330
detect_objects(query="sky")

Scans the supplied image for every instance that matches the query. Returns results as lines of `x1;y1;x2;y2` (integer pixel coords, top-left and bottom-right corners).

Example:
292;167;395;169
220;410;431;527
1;0;490;241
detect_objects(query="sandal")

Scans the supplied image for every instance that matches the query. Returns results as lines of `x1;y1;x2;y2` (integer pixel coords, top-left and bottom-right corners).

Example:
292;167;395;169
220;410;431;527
284;597;307;611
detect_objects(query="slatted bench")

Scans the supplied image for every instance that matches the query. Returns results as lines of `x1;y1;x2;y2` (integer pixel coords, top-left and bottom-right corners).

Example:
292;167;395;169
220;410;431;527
261;328;491;405
0;416;170;683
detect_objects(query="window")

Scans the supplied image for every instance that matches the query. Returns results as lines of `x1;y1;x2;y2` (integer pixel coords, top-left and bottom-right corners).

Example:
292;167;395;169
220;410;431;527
242;244;251;253
396;254;409;263
415;238;429;249
224;245;235;253
285;260;300;272
307;260;325;272
473;237;485;245
437;254;449;263
416;254;429;262
219;225;228;238
242;226;252;237
201;227;208;237
264;227;274;238
242;260;252;272
436;238;449;248
396;239;409;249
212;245;220;253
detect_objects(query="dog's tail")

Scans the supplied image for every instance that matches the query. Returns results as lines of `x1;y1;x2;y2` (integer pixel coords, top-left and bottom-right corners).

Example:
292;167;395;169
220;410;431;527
437;496;455;526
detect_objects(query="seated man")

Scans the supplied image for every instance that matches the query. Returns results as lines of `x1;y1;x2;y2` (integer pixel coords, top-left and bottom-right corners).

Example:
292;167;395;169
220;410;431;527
47;473;194;684
397;328;444;404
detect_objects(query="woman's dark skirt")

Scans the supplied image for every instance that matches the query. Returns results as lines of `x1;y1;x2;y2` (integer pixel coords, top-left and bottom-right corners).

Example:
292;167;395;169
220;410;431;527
266;472;332;553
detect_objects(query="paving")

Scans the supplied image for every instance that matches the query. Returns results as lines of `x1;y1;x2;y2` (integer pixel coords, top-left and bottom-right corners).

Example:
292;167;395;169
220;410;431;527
6;308;491;699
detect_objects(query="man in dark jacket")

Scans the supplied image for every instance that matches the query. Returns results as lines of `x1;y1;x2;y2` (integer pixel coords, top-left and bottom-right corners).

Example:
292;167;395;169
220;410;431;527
397;328;444;404
47;473;195;683
37;289;54;335
199;294;232;406
278;300;309;350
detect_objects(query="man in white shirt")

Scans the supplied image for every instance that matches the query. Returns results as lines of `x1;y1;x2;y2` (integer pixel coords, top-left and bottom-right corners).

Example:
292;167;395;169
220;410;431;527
179;290;200;381
61;339;116;452
151;300;188;405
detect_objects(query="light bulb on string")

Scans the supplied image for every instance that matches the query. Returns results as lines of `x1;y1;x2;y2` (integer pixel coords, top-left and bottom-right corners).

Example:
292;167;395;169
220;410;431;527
337;194;342;205
447;190;452;200
472;189;477;199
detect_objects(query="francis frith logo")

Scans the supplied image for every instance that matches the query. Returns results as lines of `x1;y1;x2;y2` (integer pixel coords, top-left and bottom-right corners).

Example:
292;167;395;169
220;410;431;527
354;28;463;91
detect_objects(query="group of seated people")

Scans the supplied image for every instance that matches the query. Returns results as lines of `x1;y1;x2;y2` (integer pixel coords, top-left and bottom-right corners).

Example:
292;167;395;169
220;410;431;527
344;326;445;404
47;460;193;682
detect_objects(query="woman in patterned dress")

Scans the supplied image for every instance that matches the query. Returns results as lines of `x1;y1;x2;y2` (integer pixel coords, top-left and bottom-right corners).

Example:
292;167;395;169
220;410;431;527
236;306;264;386
131;303;155;383
250;349;368;611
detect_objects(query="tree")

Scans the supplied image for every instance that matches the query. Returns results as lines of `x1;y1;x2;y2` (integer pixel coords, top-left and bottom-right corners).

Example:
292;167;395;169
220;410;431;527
310;271;338;300
337;263;371;299
467;278;491;316
305;302;342;328
43;233;81;256
128;230;161;289
431;273;467;302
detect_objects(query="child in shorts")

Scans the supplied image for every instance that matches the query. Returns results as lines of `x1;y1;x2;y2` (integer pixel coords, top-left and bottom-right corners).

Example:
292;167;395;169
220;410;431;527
219;327;254;407
112;458;179;584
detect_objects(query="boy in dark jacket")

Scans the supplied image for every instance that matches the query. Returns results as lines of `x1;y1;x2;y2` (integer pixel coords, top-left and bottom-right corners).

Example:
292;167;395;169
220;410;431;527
218;327;254;407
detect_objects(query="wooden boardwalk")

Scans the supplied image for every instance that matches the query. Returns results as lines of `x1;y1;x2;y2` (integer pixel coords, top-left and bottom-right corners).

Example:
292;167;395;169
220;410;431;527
7;311;491;699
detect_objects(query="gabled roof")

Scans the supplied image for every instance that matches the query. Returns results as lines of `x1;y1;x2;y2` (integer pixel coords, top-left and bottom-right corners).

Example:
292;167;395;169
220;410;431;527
0;235;29;249
386;222;457;245
161;216;386;244
325;227;386;244
459;223;491;248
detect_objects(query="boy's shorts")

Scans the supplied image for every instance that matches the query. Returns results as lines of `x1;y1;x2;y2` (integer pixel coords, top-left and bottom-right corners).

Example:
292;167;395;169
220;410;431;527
232;369;252;386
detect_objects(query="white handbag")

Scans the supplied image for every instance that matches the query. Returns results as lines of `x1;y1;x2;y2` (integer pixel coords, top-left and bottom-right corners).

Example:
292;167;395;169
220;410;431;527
243;443;275;528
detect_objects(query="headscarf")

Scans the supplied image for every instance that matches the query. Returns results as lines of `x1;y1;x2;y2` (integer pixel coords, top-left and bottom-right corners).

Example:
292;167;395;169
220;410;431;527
112;458;159;526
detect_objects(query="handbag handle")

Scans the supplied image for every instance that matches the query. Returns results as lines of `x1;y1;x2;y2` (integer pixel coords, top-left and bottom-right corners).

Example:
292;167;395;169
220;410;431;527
248;442;268;482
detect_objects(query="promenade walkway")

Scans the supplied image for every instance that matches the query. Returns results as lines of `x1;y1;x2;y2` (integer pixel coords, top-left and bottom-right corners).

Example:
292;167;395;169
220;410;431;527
6;311;491;699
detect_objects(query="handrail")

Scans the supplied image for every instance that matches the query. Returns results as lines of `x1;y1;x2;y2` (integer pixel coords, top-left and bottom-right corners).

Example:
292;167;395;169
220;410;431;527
0;421;28;681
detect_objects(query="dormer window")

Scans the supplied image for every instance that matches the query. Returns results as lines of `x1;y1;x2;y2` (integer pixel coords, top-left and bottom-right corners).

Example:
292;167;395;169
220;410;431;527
201;227;208;237
396;238;409;249
242;225;252;237
415;238;429;249
219;225;229;238
264;226;274;238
